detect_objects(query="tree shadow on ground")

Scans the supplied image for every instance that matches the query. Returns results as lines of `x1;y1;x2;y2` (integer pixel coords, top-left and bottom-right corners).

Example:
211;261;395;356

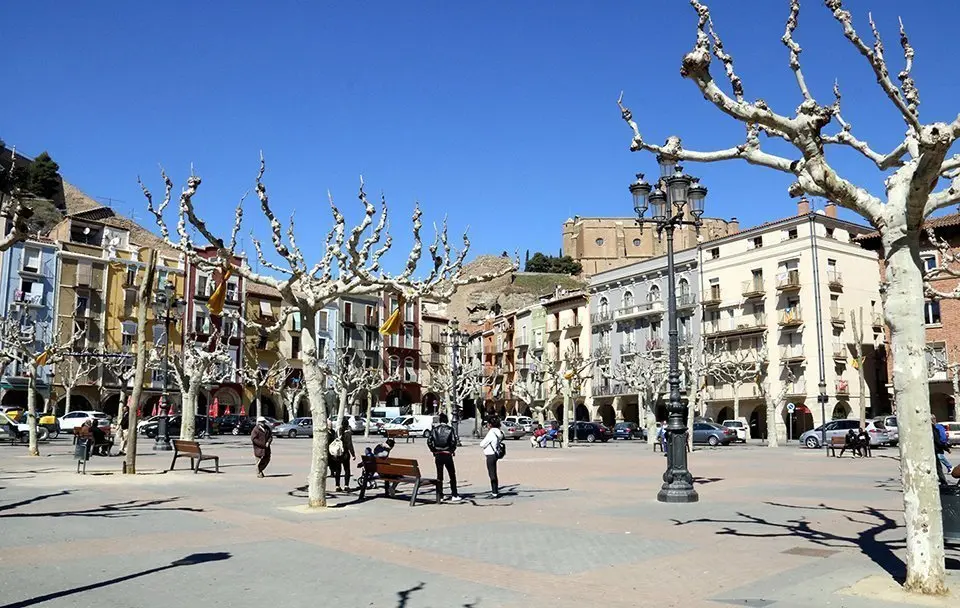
0;552;231;608
394;582;481;607
0;496;204;519
0;490;71;513
671;501;908;583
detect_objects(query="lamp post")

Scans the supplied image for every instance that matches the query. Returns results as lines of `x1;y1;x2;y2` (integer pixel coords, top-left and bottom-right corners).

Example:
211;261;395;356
629;159;707;504
442;320;466;425
152;280;185;451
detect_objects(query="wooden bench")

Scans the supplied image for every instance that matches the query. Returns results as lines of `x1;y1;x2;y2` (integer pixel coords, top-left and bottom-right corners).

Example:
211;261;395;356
170;440;220;473
358;456;439;506
826;436;871;457
386;428;415;443
532;433;563;448
73;426;113;455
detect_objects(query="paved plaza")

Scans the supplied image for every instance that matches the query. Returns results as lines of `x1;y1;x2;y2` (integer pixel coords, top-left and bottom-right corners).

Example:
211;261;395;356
1;435;958;608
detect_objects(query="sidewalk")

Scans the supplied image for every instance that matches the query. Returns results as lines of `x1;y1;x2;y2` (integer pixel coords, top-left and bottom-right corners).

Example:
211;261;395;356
1;436;957;607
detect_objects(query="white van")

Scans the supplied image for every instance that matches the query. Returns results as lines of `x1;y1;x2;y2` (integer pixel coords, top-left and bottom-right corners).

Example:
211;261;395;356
381;415;439;438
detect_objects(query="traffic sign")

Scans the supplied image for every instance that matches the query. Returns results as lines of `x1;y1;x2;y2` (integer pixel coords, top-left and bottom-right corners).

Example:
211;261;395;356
786;403;796;413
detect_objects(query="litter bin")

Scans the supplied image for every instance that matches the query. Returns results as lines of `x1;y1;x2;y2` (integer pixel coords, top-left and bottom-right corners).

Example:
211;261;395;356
942;486;960;543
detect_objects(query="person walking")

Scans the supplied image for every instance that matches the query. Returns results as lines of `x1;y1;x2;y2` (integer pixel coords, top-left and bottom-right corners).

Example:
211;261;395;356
251;416;273;478
328;416;356;492
115;404;130;456
933;416;952;486
428;413;461;502
480;417;505;499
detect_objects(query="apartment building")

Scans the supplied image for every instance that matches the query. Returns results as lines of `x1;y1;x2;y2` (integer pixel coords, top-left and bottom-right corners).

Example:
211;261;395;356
0;236;59;409
586;249;700;426
242;281;286;418
380;293;420;412
513;304;545;417
542;289;591;421
855;212;960;421
699;200;885;440
562;214;738;277
419;297;449;415
333;295;376;414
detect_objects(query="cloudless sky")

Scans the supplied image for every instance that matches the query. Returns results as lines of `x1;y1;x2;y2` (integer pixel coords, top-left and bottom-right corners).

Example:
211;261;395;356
3;1;959;273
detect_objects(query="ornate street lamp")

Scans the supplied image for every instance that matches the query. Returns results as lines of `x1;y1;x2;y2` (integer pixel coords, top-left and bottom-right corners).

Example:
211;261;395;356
629;162;707;503
152;280;186;451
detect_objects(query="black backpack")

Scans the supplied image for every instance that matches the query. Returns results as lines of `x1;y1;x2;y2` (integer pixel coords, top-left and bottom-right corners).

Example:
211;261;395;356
430;424;455;452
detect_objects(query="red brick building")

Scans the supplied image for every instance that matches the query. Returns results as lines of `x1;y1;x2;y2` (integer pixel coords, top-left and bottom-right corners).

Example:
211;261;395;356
380;293;421;413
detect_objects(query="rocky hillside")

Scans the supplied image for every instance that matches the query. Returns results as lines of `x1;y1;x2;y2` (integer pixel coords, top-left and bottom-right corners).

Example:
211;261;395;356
447;255;586;324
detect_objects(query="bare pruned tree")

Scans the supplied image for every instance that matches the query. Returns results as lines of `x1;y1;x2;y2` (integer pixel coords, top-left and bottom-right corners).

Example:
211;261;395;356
141;158;514;508
429;357;483;422
540;346;594;447
238;332;287;420
603;351;668;451
152;331;234;440
703;334;766;434
55;351;99;415
511;352;550;424
617;1;956;589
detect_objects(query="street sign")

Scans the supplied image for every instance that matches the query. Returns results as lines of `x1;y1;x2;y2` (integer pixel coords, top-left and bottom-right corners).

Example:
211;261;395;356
786;403;796;413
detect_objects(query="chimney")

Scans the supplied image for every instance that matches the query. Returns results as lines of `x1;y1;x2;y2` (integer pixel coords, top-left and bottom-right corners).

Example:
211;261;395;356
824;200;837;218
728;217;739;233
797;196;811;215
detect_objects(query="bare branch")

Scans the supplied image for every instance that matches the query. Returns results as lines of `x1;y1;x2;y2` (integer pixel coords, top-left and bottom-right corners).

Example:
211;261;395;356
782;0;811;101
825;1;922;132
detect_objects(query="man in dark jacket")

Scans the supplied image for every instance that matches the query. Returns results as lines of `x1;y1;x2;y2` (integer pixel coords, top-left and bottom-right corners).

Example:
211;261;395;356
251;417;273;478
428;413;461;502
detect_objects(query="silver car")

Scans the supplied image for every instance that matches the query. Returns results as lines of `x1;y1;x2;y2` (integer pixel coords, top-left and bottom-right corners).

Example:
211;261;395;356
275;417;313;438
800;419;889;448
877;416;898;446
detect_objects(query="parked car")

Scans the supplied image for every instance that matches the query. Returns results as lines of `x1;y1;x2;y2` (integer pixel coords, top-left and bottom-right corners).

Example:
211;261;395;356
721;418;749;442
567;421;613;443
142;415;214;439
501;420;526;440
693;422;736;446
275;417;314;438
380;415;439;438
58;411;111;433
878;415;898;446
504;416;535;433
613;422;644;440
218;414;256;436
0;412;17;442
800;419;889;449
137;415;160;435
943;421;960;446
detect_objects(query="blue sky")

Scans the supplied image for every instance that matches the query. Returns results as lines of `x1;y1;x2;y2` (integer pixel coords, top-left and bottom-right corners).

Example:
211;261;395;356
3;1;959;273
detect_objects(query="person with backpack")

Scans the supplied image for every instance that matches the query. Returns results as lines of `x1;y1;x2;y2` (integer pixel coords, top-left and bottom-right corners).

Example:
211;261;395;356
251;417;273;478
327;417;356;492
480;417;506;499
428;413;462;502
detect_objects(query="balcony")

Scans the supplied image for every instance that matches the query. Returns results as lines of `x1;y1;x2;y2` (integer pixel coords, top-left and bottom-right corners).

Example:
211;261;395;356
830;307;846;326
835;379;850;396
363;313;380;327
827;271;843;289
593;345;611;359
783;381;807;398
12;290;43;307
592;383;615;397
429;352;442;365
832;343;848;361
702;288;722;306
515;334;529;349
615;299;664;321
741;279;765;298
778;307;803;328
591;310;615;325
620;342;637;356
677;293;698;309
780;344;805;362
703;313;767;337
644;338;663;352
776;270;801;291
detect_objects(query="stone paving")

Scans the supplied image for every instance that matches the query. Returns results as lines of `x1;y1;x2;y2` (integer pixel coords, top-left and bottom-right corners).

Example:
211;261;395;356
0;434;958;608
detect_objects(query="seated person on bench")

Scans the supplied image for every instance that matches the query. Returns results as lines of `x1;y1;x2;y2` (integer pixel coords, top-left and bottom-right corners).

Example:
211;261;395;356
83;420;111;456
838;428;858;457
857;427;871;457
373;438;395;458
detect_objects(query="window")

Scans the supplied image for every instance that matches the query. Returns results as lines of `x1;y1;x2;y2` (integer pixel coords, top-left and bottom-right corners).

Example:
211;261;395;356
259;301;273;317
924;300;941;325
153;323;167;346
75;293;89;316
121;321;136;351
195;310;210;334
648;285;661;302
598;297;609;315
622;291;634;309
76;261;93;286
389;355;400;376
825;227;835;238
405;299;415;323
257;331;268;350
344;302;353;324
595;237;605;246
342;327;351;346
922;255;937;271
318;337;327;358
157;270;169;291
633;238;641;247
404;357;417;382
223;318;235;338
364;356;374;369
827;258;837;268
291;312;302;332
751;236;763;249
72;320;87;351
366;305;375;325
364;330;377;351
291;336;301;359
404;325;415;349
787;228;798;240
197;274;209;297
226;279;238;301
709;247;720;259
22;248;41;273
125;266;137;287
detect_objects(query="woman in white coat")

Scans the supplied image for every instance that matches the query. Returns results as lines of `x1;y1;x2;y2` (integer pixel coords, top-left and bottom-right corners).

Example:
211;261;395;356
479;417;504;498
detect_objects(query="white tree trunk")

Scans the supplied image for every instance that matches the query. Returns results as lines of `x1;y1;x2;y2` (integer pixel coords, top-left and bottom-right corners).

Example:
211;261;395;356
364;392;374;438
26;370;39;456
124;248;156;475
180;383;200;440
65;386;72;415
335;386;348;427
642;393;657;451
300;314;331;508
884;226;946;594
